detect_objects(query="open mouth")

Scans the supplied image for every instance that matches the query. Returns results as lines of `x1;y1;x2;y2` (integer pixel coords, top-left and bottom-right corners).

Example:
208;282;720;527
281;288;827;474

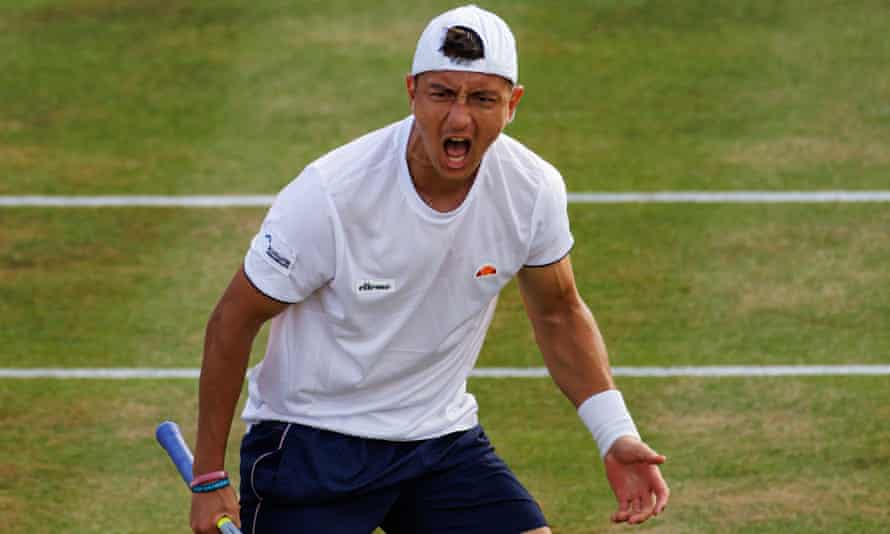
443;137;471;169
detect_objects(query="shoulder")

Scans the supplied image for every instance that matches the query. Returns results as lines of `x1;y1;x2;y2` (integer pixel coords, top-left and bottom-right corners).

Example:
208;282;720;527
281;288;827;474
484;133;567;203
489;133;563;186
272;116;410;228
308;117;410;195
487;136;574;266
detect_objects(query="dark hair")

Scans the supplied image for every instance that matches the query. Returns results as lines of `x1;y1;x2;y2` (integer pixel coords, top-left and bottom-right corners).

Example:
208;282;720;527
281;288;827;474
439;25;484;63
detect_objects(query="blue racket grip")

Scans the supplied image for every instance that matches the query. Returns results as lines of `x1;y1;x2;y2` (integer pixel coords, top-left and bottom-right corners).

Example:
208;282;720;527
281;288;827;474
155;420;195;484
155;421;243;533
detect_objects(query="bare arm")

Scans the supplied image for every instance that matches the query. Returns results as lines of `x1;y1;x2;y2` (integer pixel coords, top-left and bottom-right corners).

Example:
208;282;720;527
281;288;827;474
518;255;669;524
516;255;613;406
194;266;288;473
190;267;288;533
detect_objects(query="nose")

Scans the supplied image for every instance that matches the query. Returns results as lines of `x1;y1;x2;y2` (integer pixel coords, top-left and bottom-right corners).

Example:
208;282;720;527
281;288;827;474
445;97;472;132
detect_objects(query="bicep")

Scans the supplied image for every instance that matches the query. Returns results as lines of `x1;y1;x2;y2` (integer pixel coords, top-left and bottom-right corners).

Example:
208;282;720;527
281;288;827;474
215;267;290;329
517;255;581;320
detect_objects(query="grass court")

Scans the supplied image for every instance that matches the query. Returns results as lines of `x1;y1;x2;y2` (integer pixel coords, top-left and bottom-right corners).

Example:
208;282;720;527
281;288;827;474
2;1;889;532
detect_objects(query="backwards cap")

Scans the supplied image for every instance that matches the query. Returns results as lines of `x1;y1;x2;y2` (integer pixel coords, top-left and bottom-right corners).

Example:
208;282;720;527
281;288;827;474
411;5;518;84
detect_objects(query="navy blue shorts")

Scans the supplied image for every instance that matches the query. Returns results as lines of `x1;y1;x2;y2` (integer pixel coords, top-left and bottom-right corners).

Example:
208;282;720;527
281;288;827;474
239;421;547;533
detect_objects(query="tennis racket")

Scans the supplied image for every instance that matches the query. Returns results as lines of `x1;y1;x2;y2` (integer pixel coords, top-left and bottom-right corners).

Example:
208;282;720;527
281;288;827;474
155;421;242;534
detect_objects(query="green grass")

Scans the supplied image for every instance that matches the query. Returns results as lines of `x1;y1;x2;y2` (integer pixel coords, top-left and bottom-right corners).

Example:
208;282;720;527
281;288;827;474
2;0;889;194
486;203;890;367
0;207;259;368
3;204;887;368
2;1;889;532
1;377;888;533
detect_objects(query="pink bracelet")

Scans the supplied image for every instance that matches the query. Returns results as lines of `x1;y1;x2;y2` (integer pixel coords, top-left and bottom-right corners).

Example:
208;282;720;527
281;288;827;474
190;470;228;488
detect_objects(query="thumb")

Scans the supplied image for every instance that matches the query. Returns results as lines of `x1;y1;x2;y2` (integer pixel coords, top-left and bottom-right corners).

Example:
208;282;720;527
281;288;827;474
611;436;667;465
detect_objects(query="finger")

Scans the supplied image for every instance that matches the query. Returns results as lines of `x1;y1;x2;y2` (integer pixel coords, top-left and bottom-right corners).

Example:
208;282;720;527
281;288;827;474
629;509;653;524
629;494;656;525
647;452;667;465
634;443;666;465
611;499;633;523
191;514;219;534
654;480;671;516
613;438;667;465
224;486;241;517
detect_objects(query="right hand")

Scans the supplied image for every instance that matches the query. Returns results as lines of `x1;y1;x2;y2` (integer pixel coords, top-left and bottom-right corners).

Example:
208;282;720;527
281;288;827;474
190;486;240;534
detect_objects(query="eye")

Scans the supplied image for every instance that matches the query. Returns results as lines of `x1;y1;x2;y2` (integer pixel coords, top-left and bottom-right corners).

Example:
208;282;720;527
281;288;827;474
473;94;498;106
430;90;454;101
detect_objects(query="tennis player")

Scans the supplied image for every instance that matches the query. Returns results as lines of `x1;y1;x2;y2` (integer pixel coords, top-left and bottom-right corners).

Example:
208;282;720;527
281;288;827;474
190;5;669;533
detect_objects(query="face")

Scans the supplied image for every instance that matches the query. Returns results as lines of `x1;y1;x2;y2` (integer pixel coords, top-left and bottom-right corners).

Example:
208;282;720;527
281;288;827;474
406;70;524;184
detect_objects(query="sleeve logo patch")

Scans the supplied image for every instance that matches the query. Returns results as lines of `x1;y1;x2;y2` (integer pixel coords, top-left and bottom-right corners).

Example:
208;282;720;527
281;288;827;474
475;264;497;278
264;233;292;270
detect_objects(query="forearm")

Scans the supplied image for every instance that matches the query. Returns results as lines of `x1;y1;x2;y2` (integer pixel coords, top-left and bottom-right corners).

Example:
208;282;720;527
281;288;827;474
532;299;645;458
518;258;644;459
530;297;615;407
193;303;260;475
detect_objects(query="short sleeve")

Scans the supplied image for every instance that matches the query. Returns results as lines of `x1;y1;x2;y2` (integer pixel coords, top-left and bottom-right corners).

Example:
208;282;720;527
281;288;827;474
525;168;574;267
243;167;336;303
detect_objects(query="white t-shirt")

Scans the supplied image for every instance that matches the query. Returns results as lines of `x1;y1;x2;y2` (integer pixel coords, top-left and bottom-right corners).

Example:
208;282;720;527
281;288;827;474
242;116;573;440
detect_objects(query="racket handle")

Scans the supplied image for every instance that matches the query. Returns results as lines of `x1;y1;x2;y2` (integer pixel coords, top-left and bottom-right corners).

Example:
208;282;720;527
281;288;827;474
155;421;243;534
155;421;194;485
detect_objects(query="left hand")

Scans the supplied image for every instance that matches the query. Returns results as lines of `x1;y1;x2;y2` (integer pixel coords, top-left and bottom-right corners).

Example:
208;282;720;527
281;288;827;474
604;436;670;524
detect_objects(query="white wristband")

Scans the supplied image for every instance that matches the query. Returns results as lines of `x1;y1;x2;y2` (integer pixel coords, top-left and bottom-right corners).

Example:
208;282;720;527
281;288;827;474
578;389;640;459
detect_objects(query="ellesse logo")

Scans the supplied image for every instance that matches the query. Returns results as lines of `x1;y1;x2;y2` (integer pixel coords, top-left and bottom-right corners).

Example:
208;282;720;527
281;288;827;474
475;264;497;278
355;279;395;295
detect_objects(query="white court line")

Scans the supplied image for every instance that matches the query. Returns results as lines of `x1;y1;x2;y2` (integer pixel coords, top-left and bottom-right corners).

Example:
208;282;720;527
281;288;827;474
2;366;889;379
568;191;890;203
0;195;276;207
3;191;890;207
0;368;202;379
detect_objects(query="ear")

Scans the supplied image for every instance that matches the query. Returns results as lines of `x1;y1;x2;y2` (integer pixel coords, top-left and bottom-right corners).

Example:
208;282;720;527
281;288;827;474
406;74;417;112
507;84;525;123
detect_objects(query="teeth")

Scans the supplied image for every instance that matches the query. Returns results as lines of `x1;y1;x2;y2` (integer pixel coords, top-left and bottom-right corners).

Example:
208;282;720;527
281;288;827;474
445;137;469;165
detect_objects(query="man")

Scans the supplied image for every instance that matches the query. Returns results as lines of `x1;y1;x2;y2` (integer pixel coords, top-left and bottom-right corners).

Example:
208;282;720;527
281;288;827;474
190;5;669;533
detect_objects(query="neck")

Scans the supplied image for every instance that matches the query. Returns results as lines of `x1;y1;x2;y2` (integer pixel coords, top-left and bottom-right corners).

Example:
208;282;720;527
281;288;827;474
411;174;475;212
406;124;477;213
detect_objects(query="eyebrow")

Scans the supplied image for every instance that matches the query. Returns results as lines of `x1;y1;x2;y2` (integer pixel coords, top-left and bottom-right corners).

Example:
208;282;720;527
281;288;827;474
428;83;456;92
427;83;499;97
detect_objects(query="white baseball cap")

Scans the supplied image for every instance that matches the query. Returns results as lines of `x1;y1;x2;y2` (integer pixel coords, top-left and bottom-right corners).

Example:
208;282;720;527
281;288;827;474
411;5;518;84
